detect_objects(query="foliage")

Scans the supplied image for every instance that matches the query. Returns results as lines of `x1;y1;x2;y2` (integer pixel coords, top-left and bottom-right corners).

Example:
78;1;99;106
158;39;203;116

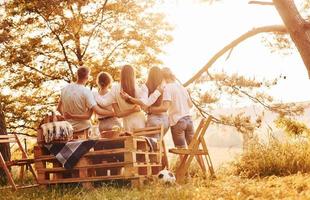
0;0;172;135
262;33;294;56
232;138;310;178
275;115;310;137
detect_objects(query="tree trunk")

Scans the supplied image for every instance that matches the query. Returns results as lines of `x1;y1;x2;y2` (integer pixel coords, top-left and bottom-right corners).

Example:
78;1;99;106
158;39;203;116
0;103;10;184
273;0;310;78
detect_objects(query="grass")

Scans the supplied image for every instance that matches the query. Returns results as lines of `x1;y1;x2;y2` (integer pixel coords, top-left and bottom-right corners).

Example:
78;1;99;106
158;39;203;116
232;138;310;178
1;138;310;199
1;172;310;200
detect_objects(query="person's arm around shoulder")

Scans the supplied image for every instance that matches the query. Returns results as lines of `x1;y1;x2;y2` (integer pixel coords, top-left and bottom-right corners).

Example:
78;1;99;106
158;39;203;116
92;105;115;117
64;109;93;120
137;84;162;107
112;103;141;118
149;84;171;114
85;88;116;117
149;100;170;114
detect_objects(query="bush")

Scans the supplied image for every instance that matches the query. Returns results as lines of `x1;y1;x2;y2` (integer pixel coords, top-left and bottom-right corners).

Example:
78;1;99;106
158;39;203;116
232;138;310;178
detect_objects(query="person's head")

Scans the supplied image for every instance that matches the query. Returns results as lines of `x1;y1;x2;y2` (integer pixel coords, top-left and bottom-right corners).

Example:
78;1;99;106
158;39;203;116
121;65;136;101
76;67;90;84
97;72;112;91
162;67;176;82
146;67;163;106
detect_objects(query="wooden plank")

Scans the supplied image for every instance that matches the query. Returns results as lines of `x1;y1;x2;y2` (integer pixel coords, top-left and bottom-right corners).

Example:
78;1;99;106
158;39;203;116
169;148;209;155
37;162;161;173
200;136;215;177
16;184;39;189
37;162;133;173
0;153;17;190
133;130;161;136
86;148;129;156
134;163;162;167
96;137;130;142
0;184;39;190
133;126;160;133
0;135;16;139
40;174;144;184
0;139;16;143
6;159;35;166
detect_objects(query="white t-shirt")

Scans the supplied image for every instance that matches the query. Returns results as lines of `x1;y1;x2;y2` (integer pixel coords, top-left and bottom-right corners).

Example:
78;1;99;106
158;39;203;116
95;84;161;107
92;90;113;119
163;82;192;126
95;83;145;131
60;83;97;132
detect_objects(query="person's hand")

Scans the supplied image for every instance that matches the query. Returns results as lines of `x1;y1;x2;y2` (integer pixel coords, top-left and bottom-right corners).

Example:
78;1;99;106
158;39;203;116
120;90;130;100
64;112;73;119
156;85;164;94
142;105;148;113
147;107;152;114
132;105;141;112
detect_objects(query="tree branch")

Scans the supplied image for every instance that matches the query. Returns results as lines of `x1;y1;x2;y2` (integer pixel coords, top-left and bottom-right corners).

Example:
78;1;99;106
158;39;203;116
249;1;274;5
101;40;127;66
35;10;74;80
81;0;109;58
184;25;287;87
23;63;61;81
8;132;36;138
8;125;37;132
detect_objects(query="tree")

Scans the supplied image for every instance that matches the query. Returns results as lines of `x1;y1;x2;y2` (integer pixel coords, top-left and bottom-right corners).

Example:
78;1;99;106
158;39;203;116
0;103;10;185
183;0;310;149
0;0;172;136
273;0;310;77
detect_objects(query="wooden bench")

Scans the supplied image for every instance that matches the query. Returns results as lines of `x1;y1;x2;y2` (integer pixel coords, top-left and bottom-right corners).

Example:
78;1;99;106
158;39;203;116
34;131;165;188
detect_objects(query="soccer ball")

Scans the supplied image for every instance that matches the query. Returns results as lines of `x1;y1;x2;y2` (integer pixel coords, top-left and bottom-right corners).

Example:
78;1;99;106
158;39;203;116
157;169;176;184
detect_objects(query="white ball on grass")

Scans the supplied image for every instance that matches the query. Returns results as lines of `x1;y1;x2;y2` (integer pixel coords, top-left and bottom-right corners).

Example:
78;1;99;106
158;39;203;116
157;169;176;184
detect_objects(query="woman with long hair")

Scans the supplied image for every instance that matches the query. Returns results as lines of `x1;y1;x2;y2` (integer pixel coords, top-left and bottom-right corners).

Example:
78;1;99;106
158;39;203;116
149;67;194;148
109;65;146;131
121;66;169;137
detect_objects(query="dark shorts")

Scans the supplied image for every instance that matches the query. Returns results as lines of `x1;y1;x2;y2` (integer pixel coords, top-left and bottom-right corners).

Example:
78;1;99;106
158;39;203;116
170;116;194;148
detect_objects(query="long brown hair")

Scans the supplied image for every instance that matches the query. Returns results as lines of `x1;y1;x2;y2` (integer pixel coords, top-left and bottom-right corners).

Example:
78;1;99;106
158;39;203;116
121;65;136;103
162;67;176;81
145;67;163;106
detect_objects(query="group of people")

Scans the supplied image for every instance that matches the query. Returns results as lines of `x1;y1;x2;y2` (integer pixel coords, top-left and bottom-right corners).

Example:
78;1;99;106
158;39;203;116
57;65;194;148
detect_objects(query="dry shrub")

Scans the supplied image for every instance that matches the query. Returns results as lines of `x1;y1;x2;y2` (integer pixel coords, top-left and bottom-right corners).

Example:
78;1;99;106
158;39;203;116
232;138;310;178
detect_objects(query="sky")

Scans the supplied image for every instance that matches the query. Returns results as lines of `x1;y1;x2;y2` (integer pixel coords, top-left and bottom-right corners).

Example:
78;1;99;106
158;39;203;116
159;0;310;106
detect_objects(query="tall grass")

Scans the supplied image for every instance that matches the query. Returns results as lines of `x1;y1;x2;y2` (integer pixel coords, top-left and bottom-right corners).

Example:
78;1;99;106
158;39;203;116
232;137;310;178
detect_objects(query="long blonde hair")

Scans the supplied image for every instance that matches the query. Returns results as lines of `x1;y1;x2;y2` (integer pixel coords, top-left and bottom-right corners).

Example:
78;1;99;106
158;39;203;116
121;65;136;103
146;67;163;106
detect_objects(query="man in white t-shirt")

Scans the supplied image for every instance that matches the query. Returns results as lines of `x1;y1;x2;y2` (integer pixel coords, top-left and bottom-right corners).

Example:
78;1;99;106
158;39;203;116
57;67;115;135
149;67;194;148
